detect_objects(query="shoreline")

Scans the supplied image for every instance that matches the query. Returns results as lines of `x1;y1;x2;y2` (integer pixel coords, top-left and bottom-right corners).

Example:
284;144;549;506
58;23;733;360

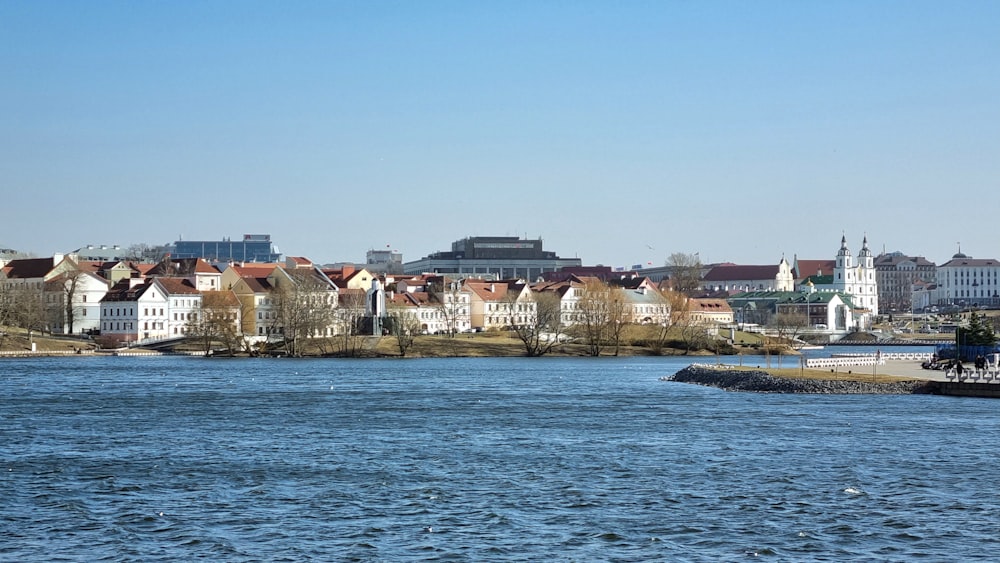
665;364;940;395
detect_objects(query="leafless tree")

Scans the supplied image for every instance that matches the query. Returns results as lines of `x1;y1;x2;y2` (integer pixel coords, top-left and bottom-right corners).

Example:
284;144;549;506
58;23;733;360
508;291;563;357
49;264;89;335
272;272;338;357
124;243;167;263
606;286;630;356
335;290;367;356
670;294;707;354
387;305;421;357
429;278;466;336
0;280;12;347
575;279;613;356
646;288;678;355
188;291;242;355
666;252;703;295
770;312;808;347
7;284;48;343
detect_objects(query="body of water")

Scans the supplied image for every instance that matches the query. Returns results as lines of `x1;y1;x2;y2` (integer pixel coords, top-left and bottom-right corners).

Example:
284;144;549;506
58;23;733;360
2;354;997;561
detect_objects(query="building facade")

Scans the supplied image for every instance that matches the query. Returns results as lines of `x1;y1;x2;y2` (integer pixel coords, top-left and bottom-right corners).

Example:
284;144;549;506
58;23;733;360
874;252;936;313
403;236;582;281
935;252;1000;308
171;234;281;263
833;235;879;319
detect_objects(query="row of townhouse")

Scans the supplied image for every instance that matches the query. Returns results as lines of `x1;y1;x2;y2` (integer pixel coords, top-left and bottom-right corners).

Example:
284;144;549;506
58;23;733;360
4;252;735;345
383;273;683;334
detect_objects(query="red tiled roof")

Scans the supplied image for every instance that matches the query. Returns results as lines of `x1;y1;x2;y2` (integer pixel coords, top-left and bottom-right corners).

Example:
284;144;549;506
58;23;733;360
702;265;778;282
794;260;836;279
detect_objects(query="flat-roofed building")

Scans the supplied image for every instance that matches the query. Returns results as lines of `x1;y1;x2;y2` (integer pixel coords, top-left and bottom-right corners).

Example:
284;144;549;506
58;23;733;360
403;236;581;281
171;234;281;263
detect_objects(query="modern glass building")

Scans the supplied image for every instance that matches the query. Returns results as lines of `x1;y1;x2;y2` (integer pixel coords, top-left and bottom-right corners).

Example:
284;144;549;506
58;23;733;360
171;234;281;263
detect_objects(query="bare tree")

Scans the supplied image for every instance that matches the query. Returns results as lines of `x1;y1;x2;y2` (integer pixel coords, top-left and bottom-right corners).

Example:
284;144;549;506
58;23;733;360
770;311;808;347
575;279;613;357
188;291;242;355
508;291;563;357
7;284;48;343
669;294;707;354
606;286;629;356
430;278;467;336
387;305;421;357
0;280;12;348
272;272;338;357
646;288;678;355
49;264;90;335
666;252;703;295
335;290;367;356
124;243;167;263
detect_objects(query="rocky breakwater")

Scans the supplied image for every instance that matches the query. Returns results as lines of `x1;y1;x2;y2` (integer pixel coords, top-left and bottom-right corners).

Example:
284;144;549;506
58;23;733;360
666;364;938;395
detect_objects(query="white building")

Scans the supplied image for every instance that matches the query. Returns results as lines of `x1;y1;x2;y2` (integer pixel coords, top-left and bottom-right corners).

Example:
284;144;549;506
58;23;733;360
1;255;110;335
100;277;202;345
935;251;1000;308
833;235;879;318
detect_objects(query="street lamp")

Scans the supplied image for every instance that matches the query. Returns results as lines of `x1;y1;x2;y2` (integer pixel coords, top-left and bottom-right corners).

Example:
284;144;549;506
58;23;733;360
804;279;814;329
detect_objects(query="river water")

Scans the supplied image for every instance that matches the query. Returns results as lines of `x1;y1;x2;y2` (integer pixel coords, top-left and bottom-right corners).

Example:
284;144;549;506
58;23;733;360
2;354;997;561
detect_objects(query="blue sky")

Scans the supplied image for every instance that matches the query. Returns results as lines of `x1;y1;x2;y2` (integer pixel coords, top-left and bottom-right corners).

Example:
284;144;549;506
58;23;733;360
2;1;998;268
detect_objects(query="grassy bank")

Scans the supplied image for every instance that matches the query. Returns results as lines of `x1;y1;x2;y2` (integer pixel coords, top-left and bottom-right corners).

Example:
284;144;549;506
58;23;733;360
702;363;918;384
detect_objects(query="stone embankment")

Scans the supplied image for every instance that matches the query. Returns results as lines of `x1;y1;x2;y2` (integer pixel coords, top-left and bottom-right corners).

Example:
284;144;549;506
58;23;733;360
666;364;938;395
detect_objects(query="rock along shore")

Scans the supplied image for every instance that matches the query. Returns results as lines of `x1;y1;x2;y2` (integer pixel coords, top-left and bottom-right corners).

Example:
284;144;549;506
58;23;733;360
666;364;938;395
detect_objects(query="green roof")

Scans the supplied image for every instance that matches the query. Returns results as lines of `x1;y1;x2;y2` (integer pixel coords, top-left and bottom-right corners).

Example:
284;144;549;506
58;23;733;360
729;290;855;308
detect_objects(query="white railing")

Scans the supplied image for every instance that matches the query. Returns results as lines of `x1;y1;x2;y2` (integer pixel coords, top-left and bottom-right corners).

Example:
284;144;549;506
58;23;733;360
0;350;96;357
806;357;884;369
945;363;1000;383
831;352;934;361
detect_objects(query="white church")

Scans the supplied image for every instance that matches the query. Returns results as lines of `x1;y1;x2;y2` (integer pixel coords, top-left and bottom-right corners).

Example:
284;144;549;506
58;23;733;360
800;235;880;326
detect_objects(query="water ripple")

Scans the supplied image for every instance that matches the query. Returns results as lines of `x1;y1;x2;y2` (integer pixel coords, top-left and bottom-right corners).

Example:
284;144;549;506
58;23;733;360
3;356;1000;560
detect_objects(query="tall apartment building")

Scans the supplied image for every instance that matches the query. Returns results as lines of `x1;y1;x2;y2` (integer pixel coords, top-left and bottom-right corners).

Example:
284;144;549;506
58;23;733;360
874;252;936;313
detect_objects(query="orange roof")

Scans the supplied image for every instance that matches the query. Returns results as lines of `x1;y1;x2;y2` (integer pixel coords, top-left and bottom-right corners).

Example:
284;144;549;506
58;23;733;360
794;259;836;278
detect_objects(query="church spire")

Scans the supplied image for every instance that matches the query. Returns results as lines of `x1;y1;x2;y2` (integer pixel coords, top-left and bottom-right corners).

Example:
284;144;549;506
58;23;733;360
838;234;851;257
859;234;872;257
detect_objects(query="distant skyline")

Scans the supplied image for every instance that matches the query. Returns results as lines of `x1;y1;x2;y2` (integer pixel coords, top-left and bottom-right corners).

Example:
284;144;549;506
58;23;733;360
3;2;998;267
